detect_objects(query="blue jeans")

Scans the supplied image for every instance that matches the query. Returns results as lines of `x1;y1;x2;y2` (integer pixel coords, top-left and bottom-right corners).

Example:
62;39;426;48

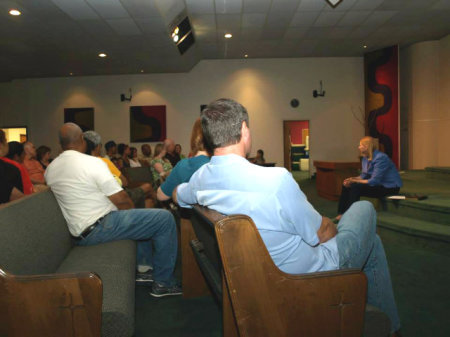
336;201;400;332
77;208;177;285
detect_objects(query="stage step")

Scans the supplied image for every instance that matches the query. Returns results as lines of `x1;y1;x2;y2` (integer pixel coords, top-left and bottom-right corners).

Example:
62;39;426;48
378;212;450;244
384;197;450;226
425;167;450;181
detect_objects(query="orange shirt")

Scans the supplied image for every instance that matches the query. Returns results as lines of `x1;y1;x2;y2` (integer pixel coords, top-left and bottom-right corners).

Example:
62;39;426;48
23;158;45;184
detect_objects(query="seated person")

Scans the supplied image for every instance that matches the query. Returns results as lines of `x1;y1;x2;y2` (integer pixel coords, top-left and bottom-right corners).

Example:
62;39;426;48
157;118;210;201
337;136;402;220
252;149;266;165
0;130;24;203
164;138;180;166
104;140;117;160
23;141;46;185
46;123;181;297
4;141;34;195
175;144;186;159
138;144;152;167
118;143;132;168
150;143;172;187
83;131;155;209
36;145;52;169
129;147;142;168
174;98;400;334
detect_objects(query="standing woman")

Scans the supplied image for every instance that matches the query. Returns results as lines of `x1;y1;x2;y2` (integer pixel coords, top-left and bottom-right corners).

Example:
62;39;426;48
337;136;402;219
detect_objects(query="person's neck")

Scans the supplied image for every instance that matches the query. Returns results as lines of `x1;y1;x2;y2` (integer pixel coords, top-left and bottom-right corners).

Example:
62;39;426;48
214;143;245;157
194;150;208;157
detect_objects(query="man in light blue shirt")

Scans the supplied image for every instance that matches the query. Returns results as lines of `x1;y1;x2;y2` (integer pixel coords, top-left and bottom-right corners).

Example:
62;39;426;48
175;98;400;334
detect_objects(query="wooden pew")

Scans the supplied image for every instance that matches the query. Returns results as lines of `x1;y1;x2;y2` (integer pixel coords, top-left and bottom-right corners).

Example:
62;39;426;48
183;205;391;337
0;268;102;337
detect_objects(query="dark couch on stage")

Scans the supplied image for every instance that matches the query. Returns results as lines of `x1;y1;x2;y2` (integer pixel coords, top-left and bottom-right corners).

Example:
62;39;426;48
0;189;136;337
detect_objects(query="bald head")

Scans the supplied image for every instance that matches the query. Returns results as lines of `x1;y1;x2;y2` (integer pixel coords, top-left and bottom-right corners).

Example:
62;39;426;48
164;138;175;154
59;123;85;152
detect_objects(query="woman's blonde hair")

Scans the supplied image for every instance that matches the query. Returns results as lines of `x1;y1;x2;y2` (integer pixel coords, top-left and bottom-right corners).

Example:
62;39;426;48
360;136;378;160
154;143;164;157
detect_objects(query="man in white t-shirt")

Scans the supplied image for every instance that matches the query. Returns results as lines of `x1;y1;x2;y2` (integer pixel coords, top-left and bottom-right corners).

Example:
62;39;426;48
45;123;181;297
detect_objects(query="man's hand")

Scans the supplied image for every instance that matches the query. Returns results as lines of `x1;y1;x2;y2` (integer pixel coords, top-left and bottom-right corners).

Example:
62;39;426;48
317;216;337;244
108;190;134;210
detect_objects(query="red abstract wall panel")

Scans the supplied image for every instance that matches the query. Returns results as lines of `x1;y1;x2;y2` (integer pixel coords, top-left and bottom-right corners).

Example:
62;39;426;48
364;45;399;167
130;105;166;142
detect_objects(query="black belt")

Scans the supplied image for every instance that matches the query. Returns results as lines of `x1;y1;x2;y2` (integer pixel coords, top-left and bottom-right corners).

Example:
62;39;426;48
74;216;105;240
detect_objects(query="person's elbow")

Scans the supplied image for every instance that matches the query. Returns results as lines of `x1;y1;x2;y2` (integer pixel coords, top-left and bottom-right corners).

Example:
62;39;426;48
157;186;170;201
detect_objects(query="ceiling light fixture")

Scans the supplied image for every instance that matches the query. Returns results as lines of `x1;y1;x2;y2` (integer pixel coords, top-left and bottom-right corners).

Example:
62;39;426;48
170;17;195;55
325;0;343;8
140;70;144;73
224;33;232;39
244;54;248;58
363;45;367;49
98;53;107;58
9;9;21;16
69;72;73;76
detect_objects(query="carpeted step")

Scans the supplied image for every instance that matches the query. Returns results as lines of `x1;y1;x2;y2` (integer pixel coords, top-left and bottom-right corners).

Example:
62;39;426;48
377;212;450;244
384;197;450;226
425;167;450;181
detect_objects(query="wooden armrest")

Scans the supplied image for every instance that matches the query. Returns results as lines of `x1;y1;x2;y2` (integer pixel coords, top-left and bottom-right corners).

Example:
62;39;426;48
0;268;102;337
215;214;368;337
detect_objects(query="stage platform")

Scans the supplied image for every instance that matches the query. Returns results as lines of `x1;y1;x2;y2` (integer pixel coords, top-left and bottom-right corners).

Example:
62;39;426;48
295;169;450;337
376;169;450;251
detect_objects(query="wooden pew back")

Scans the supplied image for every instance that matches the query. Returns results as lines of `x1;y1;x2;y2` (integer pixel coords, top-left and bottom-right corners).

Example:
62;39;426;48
191;205;368;337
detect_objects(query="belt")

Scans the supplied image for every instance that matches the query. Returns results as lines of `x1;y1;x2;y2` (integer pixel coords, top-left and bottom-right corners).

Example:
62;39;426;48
74;216;105;240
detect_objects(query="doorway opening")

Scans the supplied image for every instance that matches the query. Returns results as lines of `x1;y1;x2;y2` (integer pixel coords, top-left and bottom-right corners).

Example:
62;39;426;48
283;120;310;179
1;126;28;143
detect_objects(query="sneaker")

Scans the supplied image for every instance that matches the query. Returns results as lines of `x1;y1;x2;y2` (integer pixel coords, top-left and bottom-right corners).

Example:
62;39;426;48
150;282;182;298
137;264;153;273
136;270;153;285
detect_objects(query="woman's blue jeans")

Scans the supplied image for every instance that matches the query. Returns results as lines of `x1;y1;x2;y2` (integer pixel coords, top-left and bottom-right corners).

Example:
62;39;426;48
336;201;400;332
76;208;177;285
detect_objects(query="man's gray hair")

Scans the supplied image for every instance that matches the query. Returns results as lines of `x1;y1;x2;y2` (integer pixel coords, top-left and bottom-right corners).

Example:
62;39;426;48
201;98;249;151
83;130;102;146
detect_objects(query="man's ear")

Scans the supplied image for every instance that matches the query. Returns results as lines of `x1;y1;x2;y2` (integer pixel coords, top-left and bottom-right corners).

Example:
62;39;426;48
241;121;249;140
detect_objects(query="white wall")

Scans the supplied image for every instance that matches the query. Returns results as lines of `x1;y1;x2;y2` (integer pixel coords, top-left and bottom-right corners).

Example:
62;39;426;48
401;34;450;169
0;57;365;170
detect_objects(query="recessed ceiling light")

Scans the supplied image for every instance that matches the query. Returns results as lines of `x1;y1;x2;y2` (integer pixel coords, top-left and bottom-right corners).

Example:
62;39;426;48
244;54;248;58
98;53;107;58
363;45;367;49
9;9;21;16
69;72;73;76
140;69;144;73
224;33;232;39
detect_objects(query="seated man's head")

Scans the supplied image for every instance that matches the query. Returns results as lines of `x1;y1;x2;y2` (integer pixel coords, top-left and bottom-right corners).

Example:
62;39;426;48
59;123;86;153
83;131;102;156
7;141;25;162
141;144;151;157
164;138;175;154
24;141;37;159
201;98;250;155
105;141;117;155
